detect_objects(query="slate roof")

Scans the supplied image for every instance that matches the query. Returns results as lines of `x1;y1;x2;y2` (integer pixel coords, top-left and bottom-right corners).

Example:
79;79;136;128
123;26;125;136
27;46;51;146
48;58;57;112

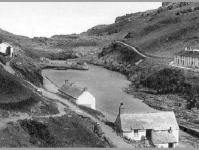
176;50;199;58
151;130;177;144
59;81;84;99
119;111;179;132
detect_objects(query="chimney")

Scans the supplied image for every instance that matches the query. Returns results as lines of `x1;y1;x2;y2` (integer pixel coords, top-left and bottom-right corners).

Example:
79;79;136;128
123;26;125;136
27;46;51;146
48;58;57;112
83;87;87;91
119;102;124;115
168;127;173;133
65;80;68;84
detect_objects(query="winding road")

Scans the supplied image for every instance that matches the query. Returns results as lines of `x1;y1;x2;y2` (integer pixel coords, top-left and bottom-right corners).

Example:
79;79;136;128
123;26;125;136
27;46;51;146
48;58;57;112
116;41;147;58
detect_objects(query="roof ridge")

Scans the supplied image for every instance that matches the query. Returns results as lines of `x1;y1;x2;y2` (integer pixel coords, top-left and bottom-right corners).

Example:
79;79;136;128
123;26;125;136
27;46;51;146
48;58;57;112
121;111;174;115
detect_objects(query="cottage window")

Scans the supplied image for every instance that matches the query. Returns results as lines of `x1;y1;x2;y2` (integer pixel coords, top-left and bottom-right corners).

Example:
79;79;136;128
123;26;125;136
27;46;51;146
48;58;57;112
134;130;138;137
168;127;172;133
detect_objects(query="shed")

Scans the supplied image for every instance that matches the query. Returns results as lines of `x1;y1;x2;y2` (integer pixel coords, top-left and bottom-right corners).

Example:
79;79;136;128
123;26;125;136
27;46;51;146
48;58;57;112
0;42;14;57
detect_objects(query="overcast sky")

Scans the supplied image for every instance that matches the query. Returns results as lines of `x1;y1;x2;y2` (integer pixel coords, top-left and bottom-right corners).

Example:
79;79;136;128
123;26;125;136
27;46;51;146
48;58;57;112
0;2;162;38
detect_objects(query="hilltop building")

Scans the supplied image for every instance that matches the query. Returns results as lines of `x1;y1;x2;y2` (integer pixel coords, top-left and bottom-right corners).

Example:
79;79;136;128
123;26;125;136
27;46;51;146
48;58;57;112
174;47;199;68
0;41;14;57
115;103;179;148
59;80;96;110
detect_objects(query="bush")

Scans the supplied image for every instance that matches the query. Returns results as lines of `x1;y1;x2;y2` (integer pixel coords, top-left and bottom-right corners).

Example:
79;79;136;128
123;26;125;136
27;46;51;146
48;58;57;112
141;68;199;110
141;68;185;94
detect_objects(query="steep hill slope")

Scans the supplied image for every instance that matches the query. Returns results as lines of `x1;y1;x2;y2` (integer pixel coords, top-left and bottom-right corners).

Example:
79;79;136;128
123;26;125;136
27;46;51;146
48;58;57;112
86;2;199;58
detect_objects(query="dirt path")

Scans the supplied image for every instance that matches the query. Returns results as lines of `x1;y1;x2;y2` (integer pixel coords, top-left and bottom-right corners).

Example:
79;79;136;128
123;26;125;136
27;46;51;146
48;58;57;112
116;41;147;58
0;61;15;74
0;113;31;130
0;62;70;127
5;61;15;74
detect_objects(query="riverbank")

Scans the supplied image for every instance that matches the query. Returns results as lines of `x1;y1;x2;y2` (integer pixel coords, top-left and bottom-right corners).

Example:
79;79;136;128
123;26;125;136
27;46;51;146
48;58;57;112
42;65;156;121
39;59;89;70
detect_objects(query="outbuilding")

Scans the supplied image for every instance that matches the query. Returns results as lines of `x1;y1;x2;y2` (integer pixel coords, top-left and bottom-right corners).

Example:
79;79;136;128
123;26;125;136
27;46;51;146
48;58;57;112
0;42;14;57
59;80;96;109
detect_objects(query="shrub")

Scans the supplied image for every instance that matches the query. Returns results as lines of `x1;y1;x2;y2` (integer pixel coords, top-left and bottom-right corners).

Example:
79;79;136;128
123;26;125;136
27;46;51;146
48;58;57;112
141;68;185;94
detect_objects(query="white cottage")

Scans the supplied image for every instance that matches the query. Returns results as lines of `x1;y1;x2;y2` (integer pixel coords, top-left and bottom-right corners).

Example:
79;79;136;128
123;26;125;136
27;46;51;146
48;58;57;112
115;103;179;148
58;80;96;109
0;42;14;57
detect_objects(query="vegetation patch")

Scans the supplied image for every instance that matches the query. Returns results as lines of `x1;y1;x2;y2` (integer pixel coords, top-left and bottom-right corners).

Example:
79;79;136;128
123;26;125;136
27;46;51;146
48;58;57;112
17;114;111;147
10;56;43;87
140;68;199;110
20;119;56;147
0;66;32;103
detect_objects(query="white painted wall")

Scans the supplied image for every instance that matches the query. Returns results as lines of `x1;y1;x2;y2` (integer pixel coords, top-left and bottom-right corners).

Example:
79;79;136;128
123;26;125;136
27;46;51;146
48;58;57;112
77;91;96;110
123;130;146;141
122;129;179;147
153;129;179;148
173;129;179;144
0;43;13;57
155;143;177;148
155;143;169;148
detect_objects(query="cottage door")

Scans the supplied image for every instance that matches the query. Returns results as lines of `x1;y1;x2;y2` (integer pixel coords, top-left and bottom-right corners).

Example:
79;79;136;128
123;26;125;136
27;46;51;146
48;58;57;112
5;46;11;56
168;143;173;148
146;129;152;140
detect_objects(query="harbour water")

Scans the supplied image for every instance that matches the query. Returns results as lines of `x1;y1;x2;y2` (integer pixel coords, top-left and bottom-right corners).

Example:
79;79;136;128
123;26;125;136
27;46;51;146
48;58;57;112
42;65;157;121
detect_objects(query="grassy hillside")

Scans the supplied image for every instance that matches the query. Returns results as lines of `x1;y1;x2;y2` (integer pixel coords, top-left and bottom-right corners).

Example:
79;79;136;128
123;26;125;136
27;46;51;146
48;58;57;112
0;66;32;103
93;42;145;75
0;111;111;147
1;2;199;102
86;2;199;58
1;2;199;60
10;56;43;87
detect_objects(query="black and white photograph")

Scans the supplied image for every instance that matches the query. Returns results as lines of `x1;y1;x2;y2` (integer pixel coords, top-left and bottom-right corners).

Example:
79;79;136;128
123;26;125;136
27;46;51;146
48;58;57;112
0;1;198;148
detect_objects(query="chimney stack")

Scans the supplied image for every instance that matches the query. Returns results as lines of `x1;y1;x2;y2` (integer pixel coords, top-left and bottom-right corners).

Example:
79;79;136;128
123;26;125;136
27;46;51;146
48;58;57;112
65;80;69;84
83;87;87;91
119;102;124;115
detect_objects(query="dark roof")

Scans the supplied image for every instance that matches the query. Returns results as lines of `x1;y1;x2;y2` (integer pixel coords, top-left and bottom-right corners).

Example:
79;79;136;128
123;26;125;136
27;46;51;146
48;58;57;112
176;50;199;58
152;131;177;144
119;111;179;131
59;81;84;99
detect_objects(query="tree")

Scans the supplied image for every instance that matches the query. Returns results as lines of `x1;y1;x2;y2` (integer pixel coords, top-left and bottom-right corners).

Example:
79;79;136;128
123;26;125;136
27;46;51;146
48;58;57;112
186;85;199;110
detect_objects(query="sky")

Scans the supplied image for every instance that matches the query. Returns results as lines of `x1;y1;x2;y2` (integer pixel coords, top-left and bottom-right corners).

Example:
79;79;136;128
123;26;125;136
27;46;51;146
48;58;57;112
0;2;162;38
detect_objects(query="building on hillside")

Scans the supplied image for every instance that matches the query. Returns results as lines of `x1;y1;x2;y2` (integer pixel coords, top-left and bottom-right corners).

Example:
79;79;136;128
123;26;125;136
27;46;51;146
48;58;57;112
174;47;199;68
40;57;49;62
115;103;179;148
58;80;96;110
0;42;14;57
